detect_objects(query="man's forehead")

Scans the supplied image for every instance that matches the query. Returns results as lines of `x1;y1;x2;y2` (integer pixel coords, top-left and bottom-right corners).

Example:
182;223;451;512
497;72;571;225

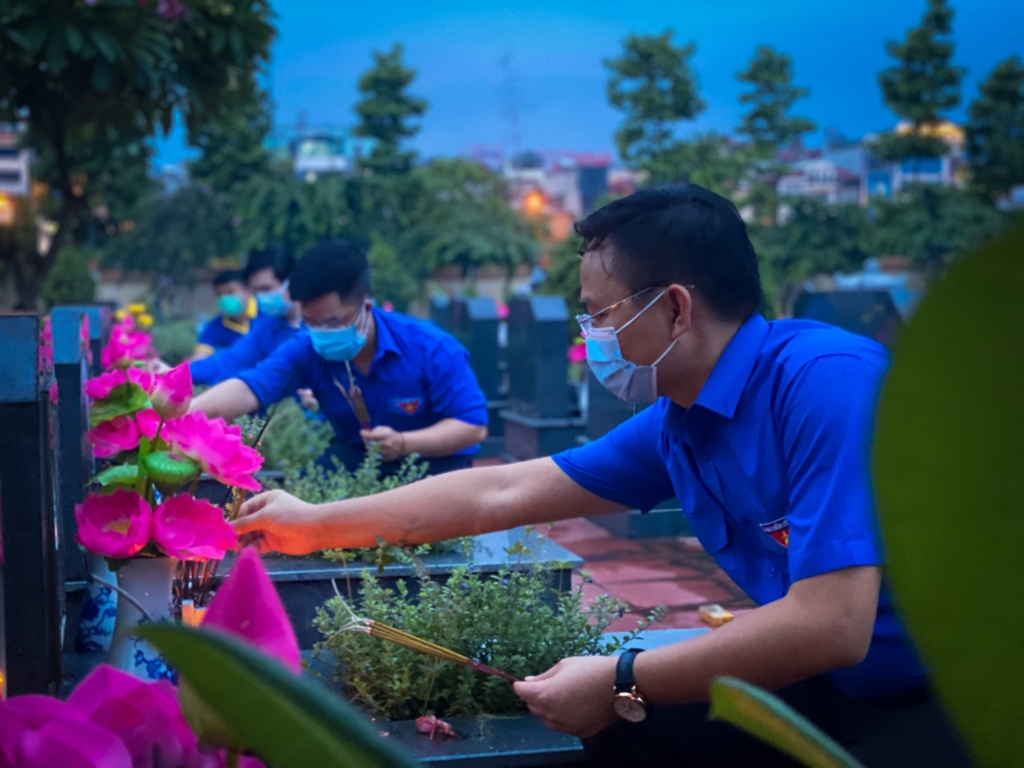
579;248;627;308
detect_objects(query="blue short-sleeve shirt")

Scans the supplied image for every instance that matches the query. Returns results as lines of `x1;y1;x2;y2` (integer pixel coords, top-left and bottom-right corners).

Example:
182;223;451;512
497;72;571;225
237;308;488;455
196;315;251;355
190;315;300;386
553;313;927;702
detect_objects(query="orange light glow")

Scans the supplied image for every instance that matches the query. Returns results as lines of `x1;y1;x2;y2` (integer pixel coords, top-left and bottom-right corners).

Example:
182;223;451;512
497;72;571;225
523;190;545;216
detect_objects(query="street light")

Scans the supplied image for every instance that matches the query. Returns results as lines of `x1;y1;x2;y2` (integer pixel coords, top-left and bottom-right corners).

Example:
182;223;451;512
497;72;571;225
0;193;14;227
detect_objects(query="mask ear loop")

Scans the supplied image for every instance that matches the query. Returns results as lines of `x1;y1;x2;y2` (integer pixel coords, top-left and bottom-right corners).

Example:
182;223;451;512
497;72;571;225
615;290;667;336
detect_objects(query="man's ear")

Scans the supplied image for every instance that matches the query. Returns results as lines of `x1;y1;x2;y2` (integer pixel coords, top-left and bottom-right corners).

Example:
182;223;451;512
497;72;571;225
665;284;693;339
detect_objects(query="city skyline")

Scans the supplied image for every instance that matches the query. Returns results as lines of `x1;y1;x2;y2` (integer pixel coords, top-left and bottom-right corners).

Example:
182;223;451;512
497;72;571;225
155;0;1024;167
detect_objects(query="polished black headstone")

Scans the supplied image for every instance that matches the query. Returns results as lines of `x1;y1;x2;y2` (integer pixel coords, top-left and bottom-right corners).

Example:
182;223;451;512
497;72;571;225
507;297;570;419
450;297;502;402
792;290;903;348
58;304;113;376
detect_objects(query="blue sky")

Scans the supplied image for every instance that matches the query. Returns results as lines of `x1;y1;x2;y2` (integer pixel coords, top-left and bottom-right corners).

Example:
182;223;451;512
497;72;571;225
156;0;1024;167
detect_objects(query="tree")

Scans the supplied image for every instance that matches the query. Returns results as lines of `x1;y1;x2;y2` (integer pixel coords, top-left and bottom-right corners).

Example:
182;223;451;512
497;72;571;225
737;46;816;151
352;43;427;176
965;56;1024;200
40;245;95;308
873;0;964;161
538;236;583;315
640;132;751;195
366;233;418;311
605;31;704;167
870;185;1010;270
0;0;275;307
188;75;273;195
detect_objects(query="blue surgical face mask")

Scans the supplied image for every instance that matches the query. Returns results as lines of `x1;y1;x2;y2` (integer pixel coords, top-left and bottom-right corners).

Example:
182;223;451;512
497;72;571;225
308;305;369;362
256;282;292;317
218;294;245;318
583;290;676;404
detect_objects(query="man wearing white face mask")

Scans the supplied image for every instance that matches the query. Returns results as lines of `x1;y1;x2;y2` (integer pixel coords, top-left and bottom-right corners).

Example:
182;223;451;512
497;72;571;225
226;186;970;767
191;240;489;475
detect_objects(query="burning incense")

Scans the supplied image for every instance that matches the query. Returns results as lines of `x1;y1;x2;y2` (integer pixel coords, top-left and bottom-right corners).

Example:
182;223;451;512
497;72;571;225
329;581;519;683
333;361;371;429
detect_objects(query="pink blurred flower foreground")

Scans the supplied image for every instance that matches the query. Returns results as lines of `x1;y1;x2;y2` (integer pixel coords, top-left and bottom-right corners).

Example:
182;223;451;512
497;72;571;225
102;318;153;370
164;413;263;492
203;547;301;673
86;409;161;458
0;664;265;768
75;490;152;560
154;495;237;561
151;363;193;419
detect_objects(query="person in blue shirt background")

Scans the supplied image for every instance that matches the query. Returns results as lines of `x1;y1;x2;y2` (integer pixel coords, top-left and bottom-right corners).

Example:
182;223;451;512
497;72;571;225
190;246;304;387
228;186;970;767
193;269;256;359
192;239;489;476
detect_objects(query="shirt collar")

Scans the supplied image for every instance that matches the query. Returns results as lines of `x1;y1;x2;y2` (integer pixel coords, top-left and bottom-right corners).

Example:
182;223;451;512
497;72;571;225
370;306;399;366
222;316;250;335
691;313;770;419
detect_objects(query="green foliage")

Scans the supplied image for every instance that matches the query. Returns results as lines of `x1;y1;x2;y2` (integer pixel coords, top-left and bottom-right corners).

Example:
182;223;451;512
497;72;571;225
737;47;816;151
872;225;1024;767
642;132;752;194
353;43;427;175
965;56;1024;200
605;31;704;166
140;624;418;768
316;564;654;720
538;236;583;317
870;185;1011;269
873;0;964;161
0;0;275;306
366;234;418;312
241;398;335;472
150;318;198;367
709;678;863;768
40;245;95;308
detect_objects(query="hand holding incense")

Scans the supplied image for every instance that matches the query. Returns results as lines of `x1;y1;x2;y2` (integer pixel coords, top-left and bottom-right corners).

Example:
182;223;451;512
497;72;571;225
334;361;372;429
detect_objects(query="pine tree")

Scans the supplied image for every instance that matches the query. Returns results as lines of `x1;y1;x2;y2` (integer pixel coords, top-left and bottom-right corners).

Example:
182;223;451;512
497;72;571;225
965;56;1024;199
737;46;816;152
873;0;964;161
353;44;428;175
604;31;705;167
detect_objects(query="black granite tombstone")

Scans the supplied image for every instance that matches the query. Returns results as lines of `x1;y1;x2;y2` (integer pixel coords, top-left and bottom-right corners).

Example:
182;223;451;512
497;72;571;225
450;297;505;456
792;290;904;348
58;304;113;376
0;315;65;695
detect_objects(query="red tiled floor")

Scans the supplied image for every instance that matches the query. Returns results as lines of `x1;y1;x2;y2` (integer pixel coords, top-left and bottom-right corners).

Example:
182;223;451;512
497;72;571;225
543;517;612;544
608;580;736;611
584;562;695;584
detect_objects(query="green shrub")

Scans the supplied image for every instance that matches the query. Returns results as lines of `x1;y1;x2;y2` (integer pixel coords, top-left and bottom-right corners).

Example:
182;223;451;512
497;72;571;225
241;398;335;471
151;318;198;366
315;562;656;720
41;246;96;308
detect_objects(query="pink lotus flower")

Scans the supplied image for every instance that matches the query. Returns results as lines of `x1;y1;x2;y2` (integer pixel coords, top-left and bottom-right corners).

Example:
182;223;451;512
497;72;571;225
87;409;162;458
0;695;132;768
153;495;237;561
203;547;301;673
75;490;152;559
151;364;192;420
102;320;153;370
67;665;202;768
163;413;263;492
85;367;157;400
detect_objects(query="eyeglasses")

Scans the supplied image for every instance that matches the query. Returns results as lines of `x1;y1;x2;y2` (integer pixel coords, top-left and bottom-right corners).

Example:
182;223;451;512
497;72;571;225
575;287;658;335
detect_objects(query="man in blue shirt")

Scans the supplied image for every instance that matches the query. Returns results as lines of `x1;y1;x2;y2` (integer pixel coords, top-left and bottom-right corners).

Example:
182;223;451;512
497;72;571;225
193;269;256;359
192;240;489;476
190;246;303;387
229;187;969;766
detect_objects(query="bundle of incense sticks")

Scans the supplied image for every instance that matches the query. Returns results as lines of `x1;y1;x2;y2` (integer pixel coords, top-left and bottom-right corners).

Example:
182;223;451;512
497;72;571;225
334;361;371;429
329;582;519;683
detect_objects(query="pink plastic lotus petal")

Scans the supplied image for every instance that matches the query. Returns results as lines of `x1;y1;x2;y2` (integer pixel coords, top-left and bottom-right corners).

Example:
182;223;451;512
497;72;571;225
85;368;157;400
151;364;193;419
69;665;200;768
153;495;237;561
15;718;133;768
164;412;263;491
75;490;153;559
203;547;301;673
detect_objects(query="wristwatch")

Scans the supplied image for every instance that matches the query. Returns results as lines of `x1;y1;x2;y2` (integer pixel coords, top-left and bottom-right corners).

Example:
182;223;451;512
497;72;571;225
612;648;649;723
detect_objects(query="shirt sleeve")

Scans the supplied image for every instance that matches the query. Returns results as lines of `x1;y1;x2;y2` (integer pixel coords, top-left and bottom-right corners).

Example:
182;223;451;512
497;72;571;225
423;336;489;426
236;333;311;409
552;402;675;511
190;322;266;386
780;354;888;582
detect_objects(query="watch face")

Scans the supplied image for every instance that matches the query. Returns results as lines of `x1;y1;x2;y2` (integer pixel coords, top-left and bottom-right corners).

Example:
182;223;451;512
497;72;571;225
613;694;647;723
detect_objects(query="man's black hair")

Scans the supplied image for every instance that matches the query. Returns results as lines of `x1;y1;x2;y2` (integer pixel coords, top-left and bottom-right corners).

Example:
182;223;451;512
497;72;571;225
213;269;244;287
575;184;762;320
243;245;294;284
289;240;371;303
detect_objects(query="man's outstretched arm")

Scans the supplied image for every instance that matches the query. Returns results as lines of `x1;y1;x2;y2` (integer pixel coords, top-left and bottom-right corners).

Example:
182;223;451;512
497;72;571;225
232;458;629;554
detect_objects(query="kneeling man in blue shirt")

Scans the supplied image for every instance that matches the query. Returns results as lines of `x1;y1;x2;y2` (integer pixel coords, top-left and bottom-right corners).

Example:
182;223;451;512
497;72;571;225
192;240;489;476
228;186;969;767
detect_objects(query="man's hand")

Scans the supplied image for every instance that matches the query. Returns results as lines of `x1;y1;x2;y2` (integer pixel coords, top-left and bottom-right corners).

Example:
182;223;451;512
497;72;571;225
231;490;322;555
360;425;405;461
513;656;619;739
297;387;319;411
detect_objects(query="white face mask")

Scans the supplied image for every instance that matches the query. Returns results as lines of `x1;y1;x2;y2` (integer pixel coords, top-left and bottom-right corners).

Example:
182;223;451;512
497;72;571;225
582;290;677;404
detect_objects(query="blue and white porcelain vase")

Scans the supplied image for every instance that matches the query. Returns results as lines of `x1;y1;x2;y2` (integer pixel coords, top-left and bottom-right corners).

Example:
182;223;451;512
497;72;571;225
107;556;176;681
75;551;119;653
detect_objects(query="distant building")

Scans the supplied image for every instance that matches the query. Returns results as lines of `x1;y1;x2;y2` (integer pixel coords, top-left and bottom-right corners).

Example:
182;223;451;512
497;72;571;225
0;128;30;197
778;158;862;205
267;125;375;180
